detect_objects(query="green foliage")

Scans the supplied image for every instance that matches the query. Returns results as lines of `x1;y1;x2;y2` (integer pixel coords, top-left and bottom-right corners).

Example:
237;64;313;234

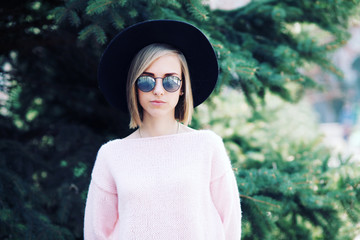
109;10;125;30
85;0;121;15
0;136;75;240
78;24;107;44
193;90;360;239
51;7;81;27
185;0;209;20
209;0;359;105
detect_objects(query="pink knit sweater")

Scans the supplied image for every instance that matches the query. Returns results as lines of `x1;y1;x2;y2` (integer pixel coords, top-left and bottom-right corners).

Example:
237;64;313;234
84;130;241;239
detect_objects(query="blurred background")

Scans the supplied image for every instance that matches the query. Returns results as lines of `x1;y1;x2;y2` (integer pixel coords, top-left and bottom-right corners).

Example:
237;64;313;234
1;0;360;239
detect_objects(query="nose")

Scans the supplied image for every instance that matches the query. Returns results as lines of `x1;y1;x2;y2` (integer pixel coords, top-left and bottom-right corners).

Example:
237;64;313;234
153;77;164;96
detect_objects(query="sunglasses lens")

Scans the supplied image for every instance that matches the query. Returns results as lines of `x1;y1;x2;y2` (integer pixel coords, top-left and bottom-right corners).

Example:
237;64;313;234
163;76;181;92
137;76;155;92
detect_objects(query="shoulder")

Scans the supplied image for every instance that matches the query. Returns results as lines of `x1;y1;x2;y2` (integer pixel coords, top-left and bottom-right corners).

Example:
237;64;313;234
97;138;124;155
198;131;230;161
200;129;223;141
122;129;139;139
193;129;224;148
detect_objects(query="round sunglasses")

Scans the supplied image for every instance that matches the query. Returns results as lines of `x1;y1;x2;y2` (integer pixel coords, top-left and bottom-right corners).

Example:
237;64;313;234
136;75;182;93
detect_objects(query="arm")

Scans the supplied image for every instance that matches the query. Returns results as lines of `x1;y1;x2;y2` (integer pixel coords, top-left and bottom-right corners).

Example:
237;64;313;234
84;143;119;239
84;181;118;240
210;133;242;239
211;170;241;240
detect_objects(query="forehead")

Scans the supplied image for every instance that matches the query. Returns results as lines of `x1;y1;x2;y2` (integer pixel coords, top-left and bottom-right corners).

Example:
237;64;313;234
145;54;182;74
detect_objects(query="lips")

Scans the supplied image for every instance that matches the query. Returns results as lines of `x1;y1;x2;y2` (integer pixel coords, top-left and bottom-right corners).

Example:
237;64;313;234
150;100;166;106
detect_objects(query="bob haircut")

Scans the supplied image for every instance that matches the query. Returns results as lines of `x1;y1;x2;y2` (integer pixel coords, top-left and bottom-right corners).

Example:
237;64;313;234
126;43;194;129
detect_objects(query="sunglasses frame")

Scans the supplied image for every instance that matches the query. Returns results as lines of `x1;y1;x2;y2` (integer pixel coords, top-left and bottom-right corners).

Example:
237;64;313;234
136;75;182;93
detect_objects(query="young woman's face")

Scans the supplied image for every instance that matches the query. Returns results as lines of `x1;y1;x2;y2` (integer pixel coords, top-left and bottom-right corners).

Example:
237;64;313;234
137;54;182;121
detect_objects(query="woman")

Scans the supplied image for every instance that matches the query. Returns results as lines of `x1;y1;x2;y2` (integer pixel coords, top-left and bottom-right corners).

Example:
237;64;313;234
84;20;241;239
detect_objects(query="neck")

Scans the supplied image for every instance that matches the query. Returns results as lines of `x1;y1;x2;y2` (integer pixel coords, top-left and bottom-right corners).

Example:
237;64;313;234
139;115;179;138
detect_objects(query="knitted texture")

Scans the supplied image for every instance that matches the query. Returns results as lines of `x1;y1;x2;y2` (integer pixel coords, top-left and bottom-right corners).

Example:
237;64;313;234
84;130;241;239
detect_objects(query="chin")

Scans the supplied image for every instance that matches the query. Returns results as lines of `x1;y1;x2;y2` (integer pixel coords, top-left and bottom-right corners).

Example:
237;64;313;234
144;109;175;119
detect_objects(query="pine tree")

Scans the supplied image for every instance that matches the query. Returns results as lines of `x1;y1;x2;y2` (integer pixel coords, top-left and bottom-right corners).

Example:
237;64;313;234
1;0;359;239
193;90;360;239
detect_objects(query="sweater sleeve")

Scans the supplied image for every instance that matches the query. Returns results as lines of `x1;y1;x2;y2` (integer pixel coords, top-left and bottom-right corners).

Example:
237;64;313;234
84;143;119;239
90;144;117;194
210;135;242;239
84;181;119;240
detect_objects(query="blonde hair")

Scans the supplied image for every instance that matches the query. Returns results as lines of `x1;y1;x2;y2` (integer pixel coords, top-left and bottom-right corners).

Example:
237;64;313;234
126;43;193;129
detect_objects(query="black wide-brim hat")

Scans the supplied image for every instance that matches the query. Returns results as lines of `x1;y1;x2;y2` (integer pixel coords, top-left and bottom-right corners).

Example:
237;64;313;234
98;19;219;113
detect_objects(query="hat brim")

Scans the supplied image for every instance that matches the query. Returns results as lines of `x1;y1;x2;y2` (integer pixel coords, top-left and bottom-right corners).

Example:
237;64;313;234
98;20;219;113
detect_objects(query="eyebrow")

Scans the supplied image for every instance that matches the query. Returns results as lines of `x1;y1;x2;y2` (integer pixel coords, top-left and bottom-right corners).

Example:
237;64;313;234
142;72;180;76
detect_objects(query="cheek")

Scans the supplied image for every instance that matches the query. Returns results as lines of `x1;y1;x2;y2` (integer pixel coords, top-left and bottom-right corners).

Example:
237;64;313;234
137;90;146;107
171;93;181;106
